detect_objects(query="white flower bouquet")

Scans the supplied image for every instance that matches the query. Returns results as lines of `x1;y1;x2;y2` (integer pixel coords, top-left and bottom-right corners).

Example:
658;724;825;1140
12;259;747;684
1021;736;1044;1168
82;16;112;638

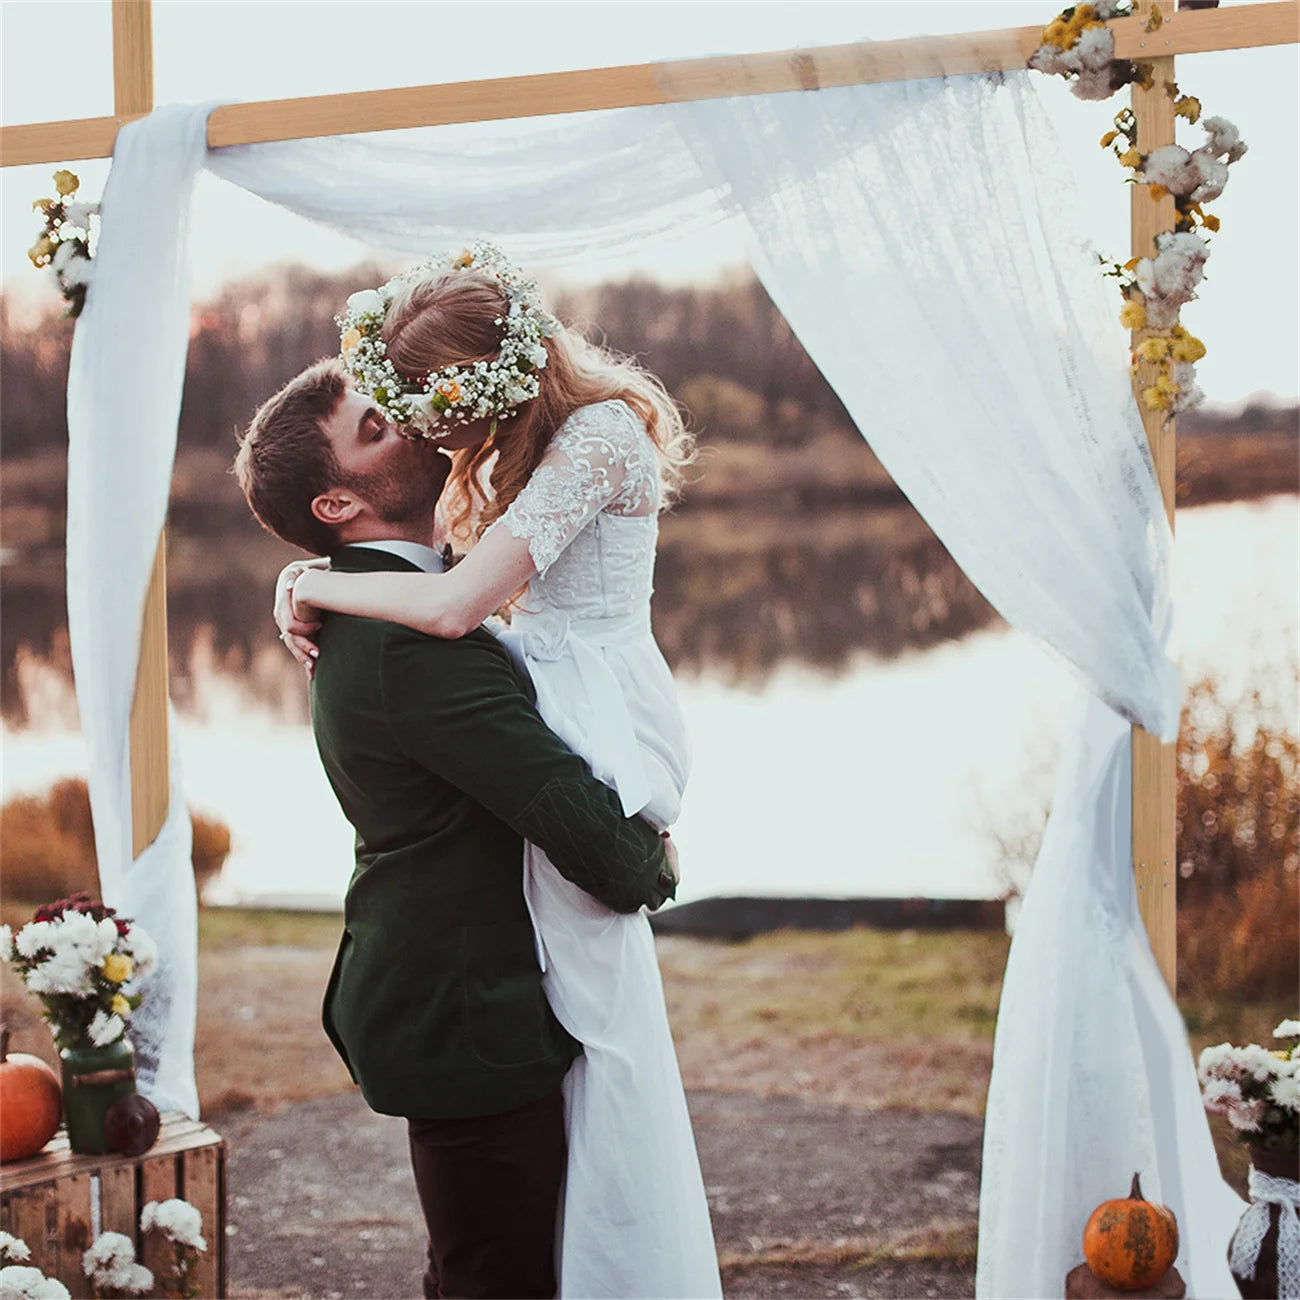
0;893;156;1052
1198;1019;1300;1152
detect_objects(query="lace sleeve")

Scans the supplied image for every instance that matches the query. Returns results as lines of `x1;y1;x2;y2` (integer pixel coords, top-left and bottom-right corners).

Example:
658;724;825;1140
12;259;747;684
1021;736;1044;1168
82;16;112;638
492;400;658;576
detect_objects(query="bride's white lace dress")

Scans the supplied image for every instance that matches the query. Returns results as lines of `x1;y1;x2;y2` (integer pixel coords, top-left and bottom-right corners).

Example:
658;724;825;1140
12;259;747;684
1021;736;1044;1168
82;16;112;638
489;398;721;1299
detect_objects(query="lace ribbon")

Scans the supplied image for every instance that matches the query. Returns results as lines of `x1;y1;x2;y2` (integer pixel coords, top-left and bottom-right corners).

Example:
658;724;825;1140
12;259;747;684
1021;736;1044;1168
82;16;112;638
1229;1166;1300;1299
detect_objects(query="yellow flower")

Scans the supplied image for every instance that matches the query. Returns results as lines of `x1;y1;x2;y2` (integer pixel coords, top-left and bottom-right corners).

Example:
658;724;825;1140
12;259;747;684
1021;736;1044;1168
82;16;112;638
53;169;79;197
111;993;131;1017
1119;301;1147;331
1118;148;1141;169
102;953;134;983
32;197;56;215
452;248;475;269
1142;384;1173;412
438;380;462;403
340;327;362;357
1202;213;1221;232
1133;62;1155;91
27;235;55;266
1148;183;1168;201
1175;95;1202;124
1100;130;1119;148
1073;3;1099;19
1171;334;1207;363
1042;18;1071;48
1136;336;1172;363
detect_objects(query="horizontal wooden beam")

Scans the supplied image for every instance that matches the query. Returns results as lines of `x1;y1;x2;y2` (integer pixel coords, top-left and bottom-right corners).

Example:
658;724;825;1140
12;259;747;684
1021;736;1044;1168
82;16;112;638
1;1;1294;168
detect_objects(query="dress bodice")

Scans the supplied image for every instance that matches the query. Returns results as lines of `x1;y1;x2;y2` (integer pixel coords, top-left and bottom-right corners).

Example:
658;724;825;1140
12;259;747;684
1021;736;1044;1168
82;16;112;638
489;399;661;620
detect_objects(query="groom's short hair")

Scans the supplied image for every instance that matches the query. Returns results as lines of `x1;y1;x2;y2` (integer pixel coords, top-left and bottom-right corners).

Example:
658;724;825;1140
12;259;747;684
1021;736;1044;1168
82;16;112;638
234;359;349;554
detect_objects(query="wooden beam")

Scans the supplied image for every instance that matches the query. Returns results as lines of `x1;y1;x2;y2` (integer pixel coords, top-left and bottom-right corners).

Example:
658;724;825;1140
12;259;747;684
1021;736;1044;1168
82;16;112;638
111;0;171;859
2;0;1295;167
1129;0;1179;995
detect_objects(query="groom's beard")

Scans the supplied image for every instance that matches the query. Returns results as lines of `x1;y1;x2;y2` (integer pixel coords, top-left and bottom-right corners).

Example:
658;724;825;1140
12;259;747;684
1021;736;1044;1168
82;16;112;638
349;449;449;536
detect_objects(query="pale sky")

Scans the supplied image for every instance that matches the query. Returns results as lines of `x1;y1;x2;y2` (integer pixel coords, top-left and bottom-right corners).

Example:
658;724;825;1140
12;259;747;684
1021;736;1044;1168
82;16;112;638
3;0;1297;403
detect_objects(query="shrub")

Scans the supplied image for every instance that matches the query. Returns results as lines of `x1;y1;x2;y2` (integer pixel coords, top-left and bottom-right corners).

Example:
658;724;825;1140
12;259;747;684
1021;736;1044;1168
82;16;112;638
0;778;229;905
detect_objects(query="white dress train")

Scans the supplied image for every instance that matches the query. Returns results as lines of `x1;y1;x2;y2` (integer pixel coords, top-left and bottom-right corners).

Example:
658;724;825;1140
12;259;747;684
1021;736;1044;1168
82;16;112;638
491;399;721;1299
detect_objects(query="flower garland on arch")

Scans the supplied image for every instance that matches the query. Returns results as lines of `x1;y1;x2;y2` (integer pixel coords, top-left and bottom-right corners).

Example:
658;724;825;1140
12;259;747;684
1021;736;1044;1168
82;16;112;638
28;170;99;320
1028;2;1248;414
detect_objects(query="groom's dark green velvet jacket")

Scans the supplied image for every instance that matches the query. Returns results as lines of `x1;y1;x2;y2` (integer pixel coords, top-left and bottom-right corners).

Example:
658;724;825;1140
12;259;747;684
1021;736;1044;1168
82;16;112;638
308;545;674;1120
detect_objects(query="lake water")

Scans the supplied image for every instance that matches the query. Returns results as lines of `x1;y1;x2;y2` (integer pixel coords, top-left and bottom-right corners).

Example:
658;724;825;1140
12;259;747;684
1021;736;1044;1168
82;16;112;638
2;496;1295;908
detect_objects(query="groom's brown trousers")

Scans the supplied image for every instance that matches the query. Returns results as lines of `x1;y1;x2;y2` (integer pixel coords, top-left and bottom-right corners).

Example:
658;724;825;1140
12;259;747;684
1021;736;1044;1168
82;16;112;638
407;1088;566;1299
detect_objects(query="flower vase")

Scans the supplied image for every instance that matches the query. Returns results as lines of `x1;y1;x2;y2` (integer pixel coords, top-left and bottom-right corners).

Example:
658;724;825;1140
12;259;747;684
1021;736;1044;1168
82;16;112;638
59;1036;136;1154
1228;1143;1300;1300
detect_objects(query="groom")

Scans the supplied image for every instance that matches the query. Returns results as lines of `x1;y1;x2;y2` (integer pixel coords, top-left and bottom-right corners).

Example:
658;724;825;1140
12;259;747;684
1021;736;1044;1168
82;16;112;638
234;359;678;1299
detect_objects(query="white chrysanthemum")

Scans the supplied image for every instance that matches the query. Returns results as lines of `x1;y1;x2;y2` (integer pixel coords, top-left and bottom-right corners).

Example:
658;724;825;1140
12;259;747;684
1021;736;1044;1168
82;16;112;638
1142;145;1198;196
1269;1072;1300;1112
0;1237;30;1266
1227;1098;1266;1132
1274;1019;1300;1038
1201;115;1241;158
1201;1077;1244;1114
1188;149;1229;205
61;202;99;229
15;922;53;959
1238;1042;1280;1082
0;926;12;963
1094;0;1126;16
1071;68;1118;101
82;1233;134;1275
1074;24;1115;72
0;1266;72;1300
87;1009;125;1047
1199;1042;1248;1082
141;1199;206;1252
1172;367;1204;414
24;949;94;997
126;926;157;979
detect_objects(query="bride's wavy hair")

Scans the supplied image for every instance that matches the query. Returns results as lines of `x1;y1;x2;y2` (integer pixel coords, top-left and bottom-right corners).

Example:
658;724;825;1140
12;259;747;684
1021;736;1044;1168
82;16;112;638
381;269;694;544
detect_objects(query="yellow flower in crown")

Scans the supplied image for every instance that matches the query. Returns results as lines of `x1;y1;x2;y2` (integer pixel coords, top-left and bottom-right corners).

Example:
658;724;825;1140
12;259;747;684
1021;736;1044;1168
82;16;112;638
53;169;79;197
1136;336;1172;363
102;953;134;983
1171;333;1207;363
437;380;462;404
1119;301;1147;331
341;327;363;358
452;248;475;269
111;993;131;1017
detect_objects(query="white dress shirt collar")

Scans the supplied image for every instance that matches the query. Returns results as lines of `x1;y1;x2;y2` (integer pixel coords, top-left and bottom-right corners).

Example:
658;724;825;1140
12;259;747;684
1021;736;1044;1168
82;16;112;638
349;539;446;574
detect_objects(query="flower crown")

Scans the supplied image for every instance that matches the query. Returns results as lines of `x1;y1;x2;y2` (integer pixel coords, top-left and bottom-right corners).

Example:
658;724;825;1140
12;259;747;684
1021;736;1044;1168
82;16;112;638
336;241;559;440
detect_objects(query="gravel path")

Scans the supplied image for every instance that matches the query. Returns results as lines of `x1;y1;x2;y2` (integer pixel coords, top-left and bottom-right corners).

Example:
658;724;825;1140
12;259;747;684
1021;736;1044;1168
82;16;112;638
222;1089;981;1299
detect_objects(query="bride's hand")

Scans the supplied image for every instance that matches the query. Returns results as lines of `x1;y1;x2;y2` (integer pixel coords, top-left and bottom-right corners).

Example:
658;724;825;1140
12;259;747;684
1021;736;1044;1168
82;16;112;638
274;559;326;674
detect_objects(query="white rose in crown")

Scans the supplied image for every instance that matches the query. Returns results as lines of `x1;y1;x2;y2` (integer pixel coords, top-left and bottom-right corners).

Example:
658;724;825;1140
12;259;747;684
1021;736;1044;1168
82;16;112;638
346;289;385;317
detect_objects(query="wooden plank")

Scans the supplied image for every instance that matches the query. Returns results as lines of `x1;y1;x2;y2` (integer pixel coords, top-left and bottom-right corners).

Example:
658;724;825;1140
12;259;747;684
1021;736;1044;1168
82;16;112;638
98;1164;137;1239
1129;1;1179;996
2;1;1295;166
182;1144;221;1298
5;1186;52;1267
52;1172;93;1296
112;0;153;120
137;1153;178;1282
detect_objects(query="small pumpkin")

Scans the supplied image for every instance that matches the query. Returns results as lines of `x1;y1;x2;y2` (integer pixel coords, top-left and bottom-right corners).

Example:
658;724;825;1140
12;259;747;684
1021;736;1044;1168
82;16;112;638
0;1025;63;1163
1083;1172;1180;1291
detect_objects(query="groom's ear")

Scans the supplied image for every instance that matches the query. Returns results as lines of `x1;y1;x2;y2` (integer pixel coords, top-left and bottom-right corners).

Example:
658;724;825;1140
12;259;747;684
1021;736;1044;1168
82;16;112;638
310;489;362;527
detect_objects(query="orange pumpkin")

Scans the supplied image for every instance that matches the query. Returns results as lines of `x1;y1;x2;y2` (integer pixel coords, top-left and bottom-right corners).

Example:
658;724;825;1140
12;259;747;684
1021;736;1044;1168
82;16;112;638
1083;1172;1180;1291
0;1026;63;1163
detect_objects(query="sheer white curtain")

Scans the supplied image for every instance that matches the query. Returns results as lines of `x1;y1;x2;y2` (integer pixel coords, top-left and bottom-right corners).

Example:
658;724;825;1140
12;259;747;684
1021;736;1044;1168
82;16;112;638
72;68;1237;1294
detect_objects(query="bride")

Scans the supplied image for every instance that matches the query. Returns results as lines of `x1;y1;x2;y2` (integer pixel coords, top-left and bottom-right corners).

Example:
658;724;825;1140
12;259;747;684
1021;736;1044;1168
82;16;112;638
274;242;721;1300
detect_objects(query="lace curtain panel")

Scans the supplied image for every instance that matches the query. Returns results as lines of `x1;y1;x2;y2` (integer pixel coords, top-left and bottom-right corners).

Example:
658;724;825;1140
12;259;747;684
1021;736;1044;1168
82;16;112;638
68;66;1236;1296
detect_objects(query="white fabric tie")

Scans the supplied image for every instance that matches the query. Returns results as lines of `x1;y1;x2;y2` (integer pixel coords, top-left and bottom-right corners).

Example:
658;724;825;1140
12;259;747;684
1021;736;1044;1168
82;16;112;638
501;608;654;819
1230;1166;1300;1297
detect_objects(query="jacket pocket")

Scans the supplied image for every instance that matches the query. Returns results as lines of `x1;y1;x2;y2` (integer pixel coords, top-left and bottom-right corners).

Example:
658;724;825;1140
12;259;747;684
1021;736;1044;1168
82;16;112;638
458;920;557;1069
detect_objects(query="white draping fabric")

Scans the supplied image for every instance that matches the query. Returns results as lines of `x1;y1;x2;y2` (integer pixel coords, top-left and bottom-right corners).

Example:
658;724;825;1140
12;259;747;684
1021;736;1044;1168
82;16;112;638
65;104;211;1116
70;64;1236;1293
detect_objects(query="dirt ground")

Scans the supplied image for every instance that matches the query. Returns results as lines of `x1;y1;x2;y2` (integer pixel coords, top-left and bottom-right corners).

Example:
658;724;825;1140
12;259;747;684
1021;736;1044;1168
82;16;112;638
220;1088;981;1300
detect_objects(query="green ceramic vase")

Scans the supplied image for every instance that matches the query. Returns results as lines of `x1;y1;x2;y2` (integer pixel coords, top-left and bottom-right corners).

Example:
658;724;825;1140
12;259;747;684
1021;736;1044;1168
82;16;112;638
59;1036;136;1154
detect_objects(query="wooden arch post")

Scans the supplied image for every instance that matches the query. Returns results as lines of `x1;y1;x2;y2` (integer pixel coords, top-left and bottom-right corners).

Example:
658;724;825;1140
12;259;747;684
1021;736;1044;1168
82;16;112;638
1129;0;1180;995
113;0;172;859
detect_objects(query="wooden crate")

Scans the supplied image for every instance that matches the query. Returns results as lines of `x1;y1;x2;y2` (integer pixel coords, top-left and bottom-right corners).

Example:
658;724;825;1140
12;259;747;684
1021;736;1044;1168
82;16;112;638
0;1113;225;1298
